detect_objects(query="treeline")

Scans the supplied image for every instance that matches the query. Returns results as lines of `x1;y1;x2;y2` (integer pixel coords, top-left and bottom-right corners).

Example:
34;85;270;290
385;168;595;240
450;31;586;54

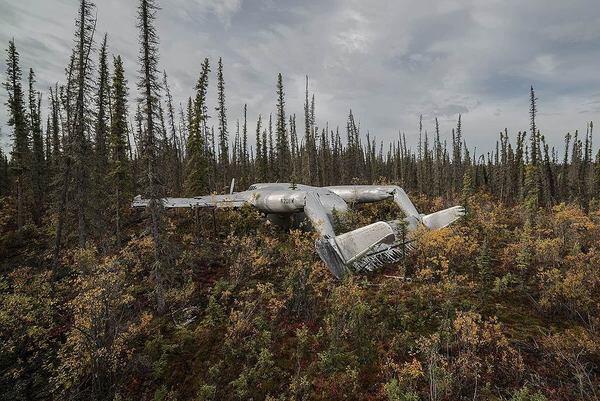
2;0;597;256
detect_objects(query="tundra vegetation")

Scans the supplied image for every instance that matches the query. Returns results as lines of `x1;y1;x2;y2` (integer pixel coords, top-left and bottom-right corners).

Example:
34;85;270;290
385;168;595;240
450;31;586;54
0;1;598;400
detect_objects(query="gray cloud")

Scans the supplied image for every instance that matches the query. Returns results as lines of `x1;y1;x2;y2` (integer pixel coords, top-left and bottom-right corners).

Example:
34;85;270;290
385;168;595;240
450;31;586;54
1;0;599;155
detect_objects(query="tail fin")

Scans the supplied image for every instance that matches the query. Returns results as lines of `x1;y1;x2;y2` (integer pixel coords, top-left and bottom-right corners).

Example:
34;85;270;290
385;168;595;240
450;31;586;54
391;187;421;221
422;206;466;230
316;221;396;279
389;186;465;230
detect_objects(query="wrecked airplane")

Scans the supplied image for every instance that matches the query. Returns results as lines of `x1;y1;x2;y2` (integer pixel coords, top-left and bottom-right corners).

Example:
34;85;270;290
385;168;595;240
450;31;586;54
133;183;465;278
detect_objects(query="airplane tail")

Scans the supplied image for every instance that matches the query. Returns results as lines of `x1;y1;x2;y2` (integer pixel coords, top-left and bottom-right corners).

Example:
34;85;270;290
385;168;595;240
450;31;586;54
390;187;465;230
308;187;465;279
316;221;397;279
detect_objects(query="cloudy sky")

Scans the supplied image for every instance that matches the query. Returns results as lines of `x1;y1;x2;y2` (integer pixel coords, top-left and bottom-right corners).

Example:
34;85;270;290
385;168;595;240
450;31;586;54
1;0;599;155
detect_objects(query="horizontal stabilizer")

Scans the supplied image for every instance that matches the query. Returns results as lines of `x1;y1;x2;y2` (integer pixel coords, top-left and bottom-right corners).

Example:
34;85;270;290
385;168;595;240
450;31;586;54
334;221;396;264
315;221;397;279
422;206;465;230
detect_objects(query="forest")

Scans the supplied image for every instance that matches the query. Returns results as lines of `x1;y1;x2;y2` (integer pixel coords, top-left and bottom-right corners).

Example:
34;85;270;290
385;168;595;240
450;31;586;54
0;0;598;400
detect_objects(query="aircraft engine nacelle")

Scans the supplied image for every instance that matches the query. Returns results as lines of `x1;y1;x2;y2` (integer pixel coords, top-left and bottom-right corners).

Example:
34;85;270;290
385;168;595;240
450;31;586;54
327;186;392;204
251;190;306;213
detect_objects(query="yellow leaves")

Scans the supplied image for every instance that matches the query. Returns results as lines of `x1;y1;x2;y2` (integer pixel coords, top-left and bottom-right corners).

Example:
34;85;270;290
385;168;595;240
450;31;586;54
256;282;285;318
225;283;284;344
71;246;98;273
453;311;484;348
552;203;596;233
453;311;513;353
417;227;477;261
544;327;599;356
249;249;269;268
399;358;425;381
420;310;526;391
533;237;561;265
54;252;140;394
542;326;600;397
412;227;478;283
227;307;255;342
537;254;600;317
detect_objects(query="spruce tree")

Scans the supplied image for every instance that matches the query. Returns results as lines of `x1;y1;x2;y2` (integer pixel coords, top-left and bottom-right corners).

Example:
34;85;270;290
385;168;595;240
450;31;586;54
242;104;248;171
303;76;312;184
49;85;61;167
93;34;111;245
529;86;538;165
255;113;262;181
109;55;131;244
216;57;228;186
261;127;268;181
137;0;166;314
70;0;97;247
268;113;274;178
184;58;210;195
4;39;29;229
275;73;290;180
523;164;539;223
162;70;181;194
95;34;110;174
28;68;45;225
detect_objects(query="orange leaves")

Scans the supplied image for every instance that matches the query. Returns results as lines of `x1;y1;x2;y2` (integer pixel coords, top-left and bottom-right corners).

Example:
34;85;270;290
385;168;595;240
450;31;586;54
412;227;478;281
552;203;596;234
453;312;511;352
537;253;600;318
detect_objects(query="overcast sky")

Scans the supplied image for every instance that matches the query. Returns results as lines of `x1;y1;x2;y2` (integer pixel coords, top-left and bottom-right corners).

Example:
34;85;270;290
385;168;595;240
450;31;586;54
1;0;599;155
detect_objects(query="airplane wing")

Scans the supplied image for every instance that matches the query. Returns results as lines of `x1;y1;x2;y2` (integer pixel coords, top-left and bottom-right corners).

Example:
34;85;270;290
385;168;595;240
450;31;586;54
132;192;252;209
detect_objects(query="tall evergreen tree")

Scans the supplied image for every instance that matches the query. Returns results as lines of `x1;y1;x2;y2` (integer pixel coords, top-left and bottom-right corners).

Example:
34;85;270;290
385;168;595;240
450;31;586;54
184;58;210;195
49;84;61;167
109;55;131;244
216;57;228;187
93;34;111;246
268;114;274;177
162;70;181;194
4;39;29;229
28;68;45;225
241;104;248;186
529;86;538;165
70;0;97;247
255;114;263;181
137;0;166;314
95;34;110;174
275;73;290;179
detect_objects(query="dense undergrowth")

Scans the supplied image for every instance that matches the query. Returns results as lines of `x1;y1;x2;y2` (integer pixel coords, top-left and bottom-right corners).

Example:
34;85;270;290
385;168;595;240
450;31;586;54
1;193;599;401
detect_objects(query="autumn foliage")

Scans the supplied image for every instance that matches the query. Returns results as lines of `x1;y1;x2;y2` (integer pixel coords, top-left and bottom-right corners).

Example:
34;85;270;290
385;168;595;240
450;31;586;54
1;193;598;401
